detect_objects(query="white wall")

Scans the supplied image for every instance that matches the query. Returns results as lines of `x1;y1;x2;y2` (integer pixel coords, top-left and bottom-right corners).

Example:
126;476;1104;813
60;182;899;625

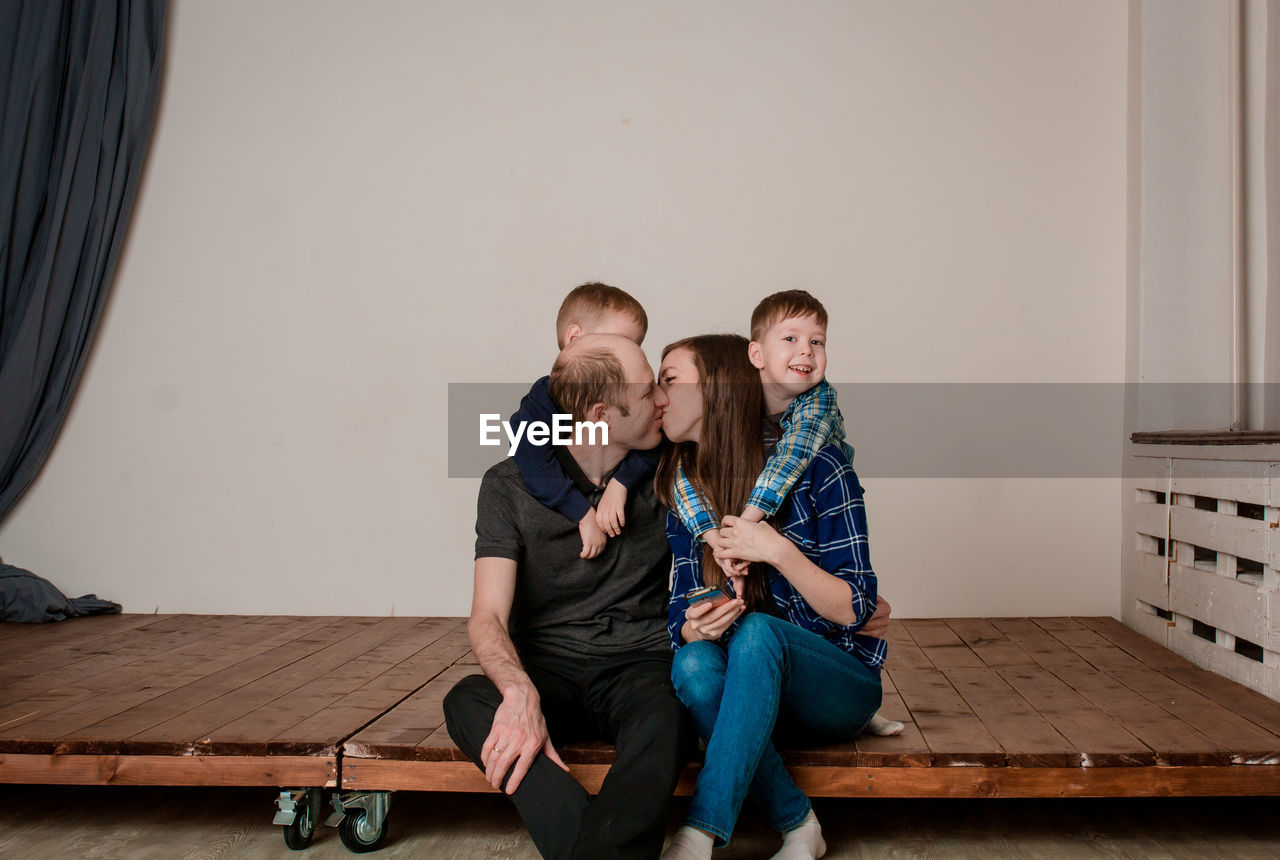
0;0;1128;617
1128;0;1275;430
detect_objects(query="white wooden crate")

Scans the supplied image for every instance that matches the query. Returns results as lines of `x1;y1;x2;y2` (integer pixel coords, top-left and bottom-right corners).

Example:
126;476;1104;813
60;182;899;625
1123;446;1280;699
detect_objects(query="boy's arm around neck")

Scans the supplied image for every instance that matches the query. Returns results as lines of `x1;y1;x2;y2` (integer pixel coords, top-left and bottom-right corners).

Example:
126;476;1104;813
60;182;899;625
510;376;592;522
747;383;845;516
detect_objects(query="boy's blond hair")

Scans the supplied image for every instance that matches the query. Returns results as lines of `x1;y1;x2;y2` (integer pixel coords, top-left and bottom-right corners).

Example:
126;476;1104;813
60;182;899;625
749;290;828;342
555;282;648;349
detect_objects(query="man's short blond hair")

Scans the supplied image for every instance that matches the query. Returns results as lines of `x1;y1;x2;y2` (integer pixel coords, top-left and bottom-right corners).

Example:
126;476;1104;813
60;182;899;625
555;282;648;349
548;341;631;423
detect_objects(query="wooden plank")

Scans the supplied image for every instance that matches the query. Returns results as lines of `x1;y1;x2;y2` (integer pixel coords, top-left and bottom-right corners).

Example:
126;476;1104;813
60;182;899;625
343;758;642;794
995;664;1155;767
1040;620;1280;765
56;616;359;750
1122;607;1170;648
901;619;985;669
0;614;253;699
1133;500;1168;538
0;613;166;656
345;665;477;759
944;619;1036;668
416;725;469;762
1166;626;1280;705
269;620;471;752
341;757;1280;798
852;688;932;767
798;764;1280;798
881;622;934;672
1132;431;1280;447
0;616;337;743
1168;562;1277;650
1130;462;1169;494
1170;458;1272;505
939;667;1078;767
885;664;1005;766
124;617;417;749
1169;506;1268;565
1080;616;1280;737
1130;551;1169;609
206;619;470;755
991;619;1229;766
886;622;1005;765
0;753;335;787
0;615;266;739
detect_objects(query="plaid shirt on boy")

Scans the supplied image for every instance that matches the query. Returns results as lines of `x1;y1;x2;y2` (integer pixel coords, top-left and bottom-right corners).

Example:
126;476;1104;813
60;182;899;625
672;379;853;538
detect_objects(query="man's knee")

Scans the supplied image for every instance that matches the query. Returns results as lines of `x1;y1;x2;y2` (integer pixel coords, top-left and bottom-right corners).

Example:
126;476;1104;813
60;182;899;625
671;641;727;710
443;673;500;755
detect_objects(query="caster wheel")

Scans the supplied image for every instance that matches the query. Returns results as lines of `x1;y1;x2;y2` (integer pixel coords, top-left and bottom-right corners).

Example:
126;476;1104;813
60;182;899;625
339;808;388;853
282;789;319;850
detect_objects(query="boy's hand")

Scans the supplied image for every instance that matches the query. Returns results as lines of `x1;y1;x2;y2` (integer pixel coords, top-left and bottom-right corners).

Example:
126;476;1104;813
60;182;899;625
716;515;787;567
579;509;607;559
704;526;750;578
703;527;749;591
596;478;628;537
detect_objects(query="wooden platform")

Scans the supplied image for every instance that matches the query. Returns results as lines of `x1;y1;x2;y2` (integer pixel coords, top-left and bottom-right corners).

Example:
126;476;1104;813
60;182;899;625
4;614;1280;798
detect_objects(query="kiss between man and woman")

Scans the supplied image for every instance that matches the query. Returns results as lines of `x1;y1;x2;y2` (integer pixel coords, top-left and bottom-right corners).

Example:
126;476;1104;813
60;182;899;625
444;283;901;860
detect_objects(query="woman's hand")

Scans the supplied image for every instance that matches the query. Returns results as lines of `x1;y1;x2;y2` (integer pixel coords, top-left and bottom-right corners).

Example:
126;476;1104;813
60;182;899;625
681;596;745;643
715;515;788;567
720;515;861;627
703;527;750;587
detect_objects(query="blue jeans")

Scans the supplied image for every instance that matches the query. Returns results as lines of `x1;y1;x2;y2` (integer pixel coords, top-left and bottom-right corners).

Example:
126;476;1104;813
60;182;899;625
671;613;882;846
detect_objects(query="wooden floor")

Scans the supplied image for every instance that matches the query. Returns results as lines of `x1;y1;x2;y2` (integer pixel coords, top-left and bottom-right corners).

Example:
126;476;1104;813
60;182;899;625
4;614;1280;800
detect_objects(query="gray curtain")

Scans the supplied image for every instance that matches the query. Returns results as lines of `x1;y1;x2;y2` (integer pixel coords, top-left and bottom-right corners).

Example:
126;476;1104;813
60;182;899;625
0;0;166;522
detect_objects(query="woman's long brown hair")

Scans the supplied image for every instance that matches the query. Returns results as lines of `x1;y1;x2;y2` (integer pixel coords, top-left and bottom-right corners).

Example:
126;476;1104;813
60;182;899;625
655;334;770;609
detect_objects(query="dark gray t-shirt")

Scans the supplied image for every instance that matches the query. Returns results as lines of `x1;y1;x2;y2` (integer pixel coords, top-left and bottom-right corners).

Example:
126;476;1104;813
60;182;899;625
474;452;672;660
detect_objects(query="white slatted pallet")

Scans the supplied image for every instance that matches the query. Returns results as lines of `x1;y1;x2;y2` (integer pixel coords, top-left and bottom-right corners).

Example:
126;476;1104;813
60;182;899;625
1123;444;1280;699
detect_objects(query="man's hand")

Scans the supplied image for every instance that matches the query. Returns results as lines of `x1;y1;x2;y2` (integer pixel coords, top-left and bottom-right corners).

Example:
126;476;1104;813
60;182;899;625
596;479;628;537
861;596;892;639
681;595;746;643
579;509;607;558
480;684;570;794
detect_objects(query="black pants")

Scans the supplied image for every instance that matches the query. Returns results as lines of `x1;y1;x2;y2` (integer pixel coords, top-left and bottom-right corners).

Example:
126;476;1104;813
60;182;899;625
443;649;689;860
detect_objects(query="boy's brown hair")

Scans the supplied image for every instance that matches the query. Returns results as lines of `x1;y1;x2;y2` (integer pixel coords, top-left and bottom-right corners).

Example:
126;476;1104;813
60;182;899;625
749;290;828;342
555;282;648;349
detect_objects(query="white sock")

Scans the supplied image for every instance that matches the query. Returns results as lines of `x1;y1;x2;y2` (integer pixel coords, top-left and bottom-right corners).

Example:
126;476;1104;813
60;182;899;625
772;810;826;860
660;825;714;860
865;712;904;736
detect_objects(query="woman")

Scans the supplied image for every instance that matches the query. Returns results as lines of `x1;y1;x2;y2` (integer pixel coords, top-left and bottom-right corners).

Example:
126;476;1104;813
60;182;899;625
655;334;885;860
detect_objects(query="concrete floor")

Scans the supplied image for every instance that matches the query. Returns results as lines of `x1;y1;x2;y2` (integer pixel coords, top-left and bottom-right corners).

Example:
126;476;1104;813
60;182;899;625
2;785;1279;858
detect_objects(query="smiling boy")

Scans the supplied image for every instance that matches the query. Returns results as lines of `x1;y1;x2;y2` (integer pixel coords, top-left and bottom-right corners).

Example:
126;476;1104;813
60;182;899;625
672;290;852;540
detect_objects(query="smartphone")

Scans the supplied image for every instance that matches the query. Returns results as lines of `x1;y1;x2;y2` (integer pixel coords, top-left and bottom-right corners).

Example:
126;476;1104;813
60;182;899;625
685;585;730;608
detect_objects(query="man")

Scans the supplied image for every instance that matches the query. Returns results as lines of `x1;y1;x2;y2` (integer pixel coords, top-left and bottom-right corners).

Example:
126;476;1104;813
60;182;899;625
444;334;687;859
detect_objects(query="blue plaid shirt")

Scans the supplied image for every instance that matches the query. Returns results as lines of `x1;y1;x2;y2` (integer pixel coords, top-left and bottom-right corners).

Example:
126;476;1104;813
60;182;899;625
667;445;885;669
673;380;852;538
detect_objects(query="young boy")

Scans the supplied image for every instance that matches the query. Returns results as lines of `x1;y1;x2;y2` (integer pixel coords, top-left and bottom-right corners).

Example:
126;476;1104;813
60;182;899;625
674;289;851;544
510;282;659;558
673;289;902;737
